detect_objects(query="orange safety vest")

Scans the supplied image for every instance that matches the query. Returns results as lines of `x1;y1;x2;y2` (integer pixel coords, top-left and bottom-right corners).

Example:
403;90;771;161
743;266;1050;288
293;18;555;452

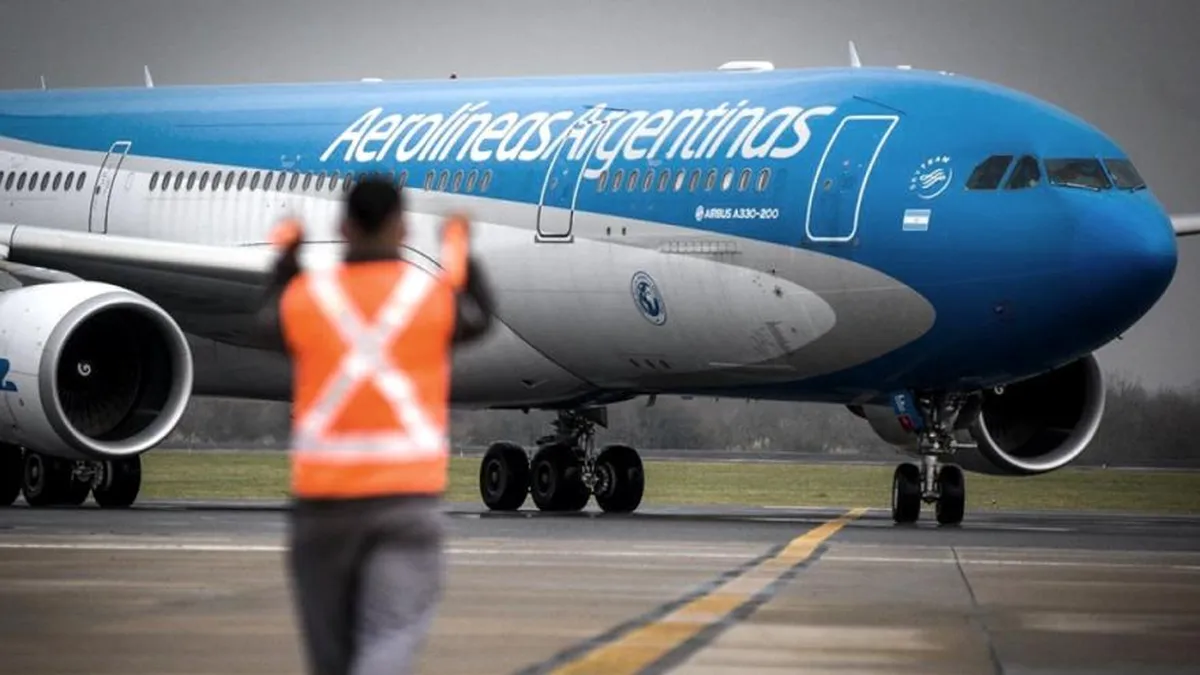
279;218;470;499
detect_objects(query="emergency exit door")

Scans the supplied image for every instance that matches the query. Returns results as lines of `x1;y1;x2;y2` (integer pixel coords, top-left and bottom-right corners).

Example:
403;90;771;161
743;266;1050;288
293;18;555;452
88;140;132;234
805;115;898;242
535;116;610;242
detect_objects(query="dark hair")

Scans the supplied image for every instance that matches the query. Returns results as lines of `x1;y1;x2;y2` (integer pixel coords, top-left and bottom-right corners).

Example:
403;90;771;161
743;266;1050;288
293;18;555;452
345;173;402;235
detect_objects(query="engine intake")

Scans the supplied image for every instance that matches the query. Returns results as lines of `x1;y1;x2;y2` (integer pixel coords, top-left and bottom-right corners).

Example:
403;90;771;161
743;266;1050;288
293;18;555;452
0;282;193;460
961;354;1106;475
857;354;1106;475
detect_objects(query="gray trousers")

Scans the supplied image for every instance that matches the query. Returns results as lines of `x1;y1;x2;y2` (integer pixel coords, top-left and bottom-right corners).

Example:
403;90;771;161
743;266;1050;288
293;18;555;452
287;495;445;675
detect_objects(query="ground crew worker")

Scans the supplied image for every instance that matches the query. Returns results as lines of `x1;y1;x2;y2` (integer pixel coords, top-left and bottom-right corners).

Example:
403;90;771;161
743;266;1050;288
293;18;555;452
256;174;494;675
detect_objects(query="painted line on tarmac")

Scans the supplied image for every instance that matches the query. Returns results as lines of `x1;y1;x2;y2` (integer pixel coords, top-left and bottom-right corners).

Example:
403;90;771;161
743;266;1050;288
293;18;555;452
516;507;867;675
0;541;756;561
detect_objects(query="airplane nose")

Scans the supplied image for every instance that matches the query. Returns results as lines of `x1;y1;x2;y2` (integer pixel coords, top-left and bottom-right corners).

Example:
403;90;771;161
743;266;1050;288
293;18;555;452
1070;199;1177;335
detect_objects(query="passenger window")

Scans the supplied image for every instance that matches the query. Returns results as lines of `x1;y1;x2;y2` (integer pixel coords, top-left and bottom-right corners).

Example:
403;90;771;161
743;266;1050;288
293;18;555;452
437;170;449;191
5;173;15;190
29;172;38;190
480;170;492;192
199;172;210;191
466;170;478;192
276;173;286;191
163;171;173;191
642;170;654;192
343;173;354;193
187;171;197;191
289;173;299;191
701;169;715;191
301;173;312;191
1005;155;1041;190
423;171;434;190
627;170;639;192
64;172;74;190
149;172;159;191
674;170;685;191
329;171;340;191
53;172;62;191
250;172;261;191
0;172;4;189
17;173;27;191
1045;158;1111;190
657;170;669;192
721;168;733;191
596;170;608;192
398;170;407;187
225;172;236;191
452;170;463;192
212;171;222;190
965;155;1013;190
756;168;771;192
40;173;50;191
611;169;623;192
236;171;247;190
738;168;752;191
77;172;87;190
688;169;700;192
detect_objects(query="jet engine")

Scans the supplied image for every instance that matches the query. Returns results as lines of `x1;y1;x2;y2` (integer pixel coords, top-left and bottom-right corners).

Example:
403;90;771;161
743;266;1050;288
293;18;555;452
859;354;1106;475
0;282;193;461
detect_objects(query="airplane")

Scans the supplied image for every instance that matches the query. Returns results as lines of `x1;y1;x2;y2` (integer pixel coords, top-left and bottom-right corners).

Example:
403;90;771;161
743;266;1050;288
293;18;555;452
1;53;1197;525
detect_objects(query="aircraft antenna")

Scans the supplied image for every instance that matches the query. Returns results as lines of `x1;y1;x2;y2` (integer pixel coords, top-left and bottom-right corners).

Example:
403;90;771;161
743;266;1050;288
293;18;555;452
144;65;154;88
848;41;862;68
39;75;47;90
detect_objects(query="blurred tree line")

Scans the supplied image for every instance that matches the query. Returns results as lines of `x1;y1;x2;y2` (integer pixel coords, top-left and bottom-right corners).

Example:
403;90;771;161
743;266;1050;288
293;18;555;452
165;372;1200;467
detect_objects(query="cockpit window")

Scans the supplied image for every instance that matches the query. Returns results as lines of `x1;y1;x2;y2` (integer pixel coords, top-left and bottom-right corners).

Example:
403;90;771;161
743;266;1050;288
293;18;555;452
1104;158;1145;190
1005;155;1041;190
965;155;1013;190
1045;158;1111;190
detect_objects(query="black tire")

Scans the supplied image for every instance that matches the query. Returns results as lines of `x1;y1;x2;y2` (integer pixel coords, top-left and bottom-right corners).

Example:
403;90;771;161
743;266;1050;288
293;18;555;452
93;456;141;508
529;443;589;512
594;445;644;514
891;463;921;524
60;476;92;506
479;441;530;511
22;452;72;507
0;443;22;506
935;464;965;526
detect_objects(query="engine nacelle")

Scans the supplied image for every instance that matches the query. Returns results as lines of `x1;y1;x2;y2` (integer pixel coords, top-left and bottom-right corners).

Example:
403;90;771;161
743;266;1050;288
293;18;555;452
859;354;1106;475
961;354;1105;475
0;282;193;461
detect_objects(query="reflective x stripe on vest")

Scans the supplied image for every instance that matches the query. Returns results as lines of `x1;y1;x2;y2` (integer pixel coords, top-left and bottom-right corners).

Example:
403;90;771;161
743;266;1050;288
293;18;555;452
292;266;445;460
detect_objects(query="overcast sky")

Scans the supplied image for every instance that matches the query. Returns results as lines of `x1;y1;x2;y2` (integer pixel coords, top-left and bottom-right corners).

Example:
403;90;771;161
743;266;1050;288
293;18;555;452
1;0;1197;389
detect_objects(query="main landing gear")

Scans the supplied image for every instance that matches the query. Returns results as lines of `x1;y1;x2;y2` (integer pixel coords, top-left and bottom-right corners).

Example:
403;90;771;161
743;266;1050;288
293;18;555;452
889;392;969;526
478;407;645;514
0;442;142;508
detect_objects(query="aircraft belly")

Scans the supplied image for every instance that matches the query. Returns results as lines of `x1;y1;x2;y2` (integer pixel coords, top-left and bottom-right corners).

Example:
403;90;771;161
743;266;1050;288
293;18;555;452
483;232;838;389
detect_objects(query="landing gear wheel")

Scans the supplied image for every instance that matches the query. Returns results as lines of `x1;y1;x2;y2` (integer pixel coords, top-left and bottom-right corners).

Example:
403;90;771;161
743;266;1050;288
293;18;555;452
593;445;644;514
0;443;22;506
479;442;530;511
60;475;91;506
21;452;74;507
891;463;921;524
529;443;589;512
935;464;965;526
93;456;141;508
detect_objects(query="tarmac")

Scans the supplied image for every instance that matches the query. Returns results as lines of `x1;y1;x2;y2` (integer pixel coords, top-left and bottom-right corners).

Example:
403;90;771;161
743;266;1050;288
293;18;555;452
1;502;1199;674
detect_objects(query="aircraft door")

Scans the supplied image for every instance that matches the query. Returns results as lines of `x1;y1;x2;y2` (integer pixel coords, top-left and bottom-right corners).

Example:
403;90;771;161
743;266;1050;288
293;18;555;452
805;115;898;242
88;140;132;234
536;116;610;242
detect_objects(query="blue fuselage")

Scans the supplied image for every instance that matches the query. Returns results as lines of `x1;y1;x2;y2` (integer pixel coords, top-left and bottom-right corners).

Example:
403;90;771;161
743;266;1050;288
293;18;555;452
0;67;1178;404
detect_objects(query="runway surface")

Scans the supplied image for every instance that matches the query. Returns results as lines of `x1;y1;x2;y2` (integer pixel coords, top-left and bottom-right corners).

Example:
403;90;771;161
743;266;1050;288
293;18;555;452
2;502;1199;674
